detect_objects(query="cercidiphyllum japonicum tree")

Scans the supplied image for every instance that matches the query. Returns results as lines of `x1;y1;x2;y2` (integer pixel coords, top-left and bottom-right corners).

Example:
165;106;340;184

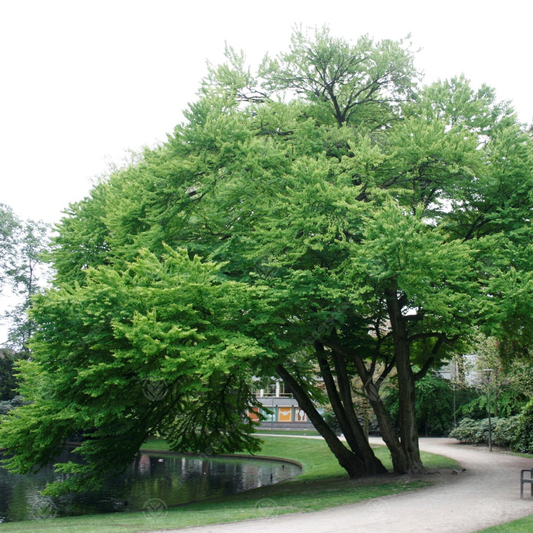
1;26;532;491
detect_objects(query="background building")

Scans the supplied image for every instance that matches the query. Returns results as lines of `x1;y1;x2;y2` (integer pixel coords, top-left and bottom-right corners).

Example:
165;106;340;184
250;380;315;430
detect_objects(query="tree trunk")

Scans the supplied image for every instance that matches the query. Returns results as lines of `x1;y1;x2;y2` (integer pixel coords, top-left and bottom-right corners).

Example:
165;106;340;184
326;346;387;475
386;289;426;474
368;390;411;474
276;364;381;478
316;353;363;457
345;346;410;474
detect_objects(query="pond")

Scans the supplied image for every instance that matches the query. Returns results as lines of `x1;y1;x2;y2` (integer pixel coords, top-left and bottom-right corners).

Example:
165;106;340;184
0;448;301;523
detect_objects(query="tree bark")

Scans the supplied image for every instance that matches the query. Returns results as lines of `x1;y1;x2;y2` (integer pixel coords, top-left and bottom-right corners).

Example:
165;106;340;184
276;363;375;478
333;341;410;474
368;392;410;473
316;349;363;459
330;348;388;475
386;288;426;474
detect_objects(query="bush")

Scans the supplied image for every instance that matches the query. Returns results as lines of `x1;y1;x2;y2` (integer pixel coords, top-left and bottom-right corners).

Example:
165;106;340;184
512;399;533;453
493;416;519;447
449;416;519;447
450;418;490;444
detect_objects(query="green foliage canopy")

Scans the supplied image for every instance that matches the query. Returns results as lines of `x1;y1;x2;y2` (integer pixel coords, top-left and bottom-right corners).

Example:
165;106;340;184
1;247;267;494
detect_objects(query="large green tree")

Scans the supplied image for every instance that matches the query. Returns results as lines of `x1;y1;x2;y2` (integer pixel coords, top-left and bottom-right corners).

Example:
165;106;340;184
1;27;532;491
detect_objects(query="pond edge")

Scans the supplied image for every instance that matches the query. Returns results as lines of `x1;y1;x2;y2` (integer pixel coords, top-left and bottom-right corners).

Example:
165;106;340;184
140;447;303;470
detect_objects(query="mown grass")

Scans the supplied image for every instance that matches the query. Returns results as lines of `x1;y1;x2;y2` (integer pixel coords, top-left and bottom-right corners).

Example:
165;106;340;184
0;435;458;533
475;515;533;533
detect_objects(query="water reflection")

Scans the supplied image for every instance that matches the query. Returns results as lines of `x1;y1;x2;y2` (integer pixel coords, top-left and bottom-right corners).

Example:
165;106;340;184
0;449;301;523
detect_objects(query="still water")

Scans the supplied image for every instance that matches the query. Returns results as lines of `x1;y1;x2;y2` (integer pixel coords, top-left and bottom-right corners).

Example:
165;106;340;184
0;448;301;523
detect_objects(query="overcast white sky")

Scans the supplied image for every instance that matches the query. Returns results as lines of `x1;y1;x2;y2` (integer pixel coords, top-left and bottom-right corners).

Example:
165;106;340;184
1;0;532;226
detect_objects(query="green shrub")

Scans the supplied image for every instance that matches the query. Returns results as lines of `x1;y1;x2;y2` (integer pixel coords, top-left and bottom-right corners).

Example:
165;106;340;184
0;349;20;401
450;417;490;444
512;399;533;453
493;416;519;447
449;416;518;447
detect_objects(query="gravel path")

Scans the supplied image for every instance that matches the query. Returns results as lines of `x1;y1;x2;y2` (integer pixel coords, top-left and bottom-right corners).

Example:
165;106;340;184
152;438;533;533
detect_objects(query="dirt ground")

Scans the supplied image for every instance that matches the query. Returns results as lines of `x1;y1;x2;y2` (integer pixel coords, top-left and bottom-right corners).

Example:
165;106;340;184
151;438;533;533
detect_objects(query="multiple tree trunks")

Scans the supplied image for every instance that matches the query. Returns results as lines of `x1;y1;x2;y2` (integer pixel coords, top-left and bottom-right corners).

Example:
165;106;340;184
277;363;387;478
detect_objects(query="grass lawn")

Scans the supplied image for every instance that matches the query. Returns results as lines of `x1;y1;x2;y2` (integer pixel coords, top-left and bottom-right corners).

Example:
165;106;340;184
0;435;458;533
475;516;533;533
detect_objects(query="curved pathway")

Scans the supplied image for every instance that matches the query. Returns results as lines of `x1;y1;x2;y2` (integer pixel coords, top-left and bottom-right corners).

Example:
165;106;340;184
155;438;533;533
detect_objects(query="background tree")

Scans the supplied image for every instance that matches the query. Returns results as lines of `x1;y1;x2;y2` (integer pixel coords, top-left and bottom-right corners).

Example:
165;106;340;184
0;203;20;292
2;217;50;350
259;26;419;127
384;373;455;437
0;348;18;401
458;334;531;420
0;204;50;351
0;206;50;413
